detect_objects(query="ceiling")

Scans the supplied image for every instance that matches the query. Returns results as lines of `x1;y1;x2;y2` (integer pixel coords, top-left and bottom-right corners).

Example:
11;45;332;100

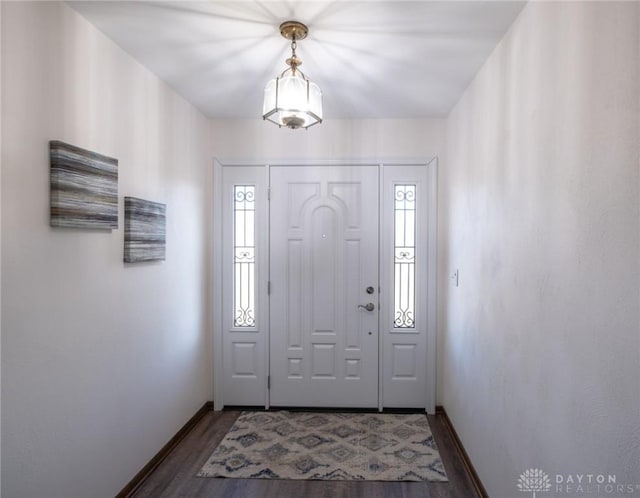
68;1;526;120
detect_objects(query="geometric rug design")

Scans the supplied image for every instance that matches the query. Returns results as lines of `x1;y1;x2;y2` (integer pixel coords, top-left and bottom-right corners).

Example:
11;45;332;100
197;411;448;481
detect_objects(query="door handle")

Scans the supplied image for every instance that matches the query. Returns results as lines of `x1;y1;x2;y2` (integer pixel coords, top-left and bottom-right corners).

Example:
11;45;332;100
358;303;375;312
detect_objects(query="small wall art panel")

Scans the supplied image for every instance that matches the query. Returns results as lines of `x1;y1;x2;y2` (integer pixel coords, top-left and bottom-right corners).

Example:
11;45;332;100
50;141;118;229
124;197;166;263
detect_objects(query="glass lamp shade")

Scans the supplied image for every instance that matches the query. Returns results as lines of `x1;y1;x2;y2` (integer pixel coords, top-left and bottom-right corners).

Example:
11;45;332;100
263;70;322;129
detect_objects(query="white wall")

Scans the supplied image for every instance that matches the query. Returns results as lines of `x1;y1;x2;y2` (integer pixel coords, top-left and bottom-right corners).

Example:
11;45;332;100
1;3;212;497
443;2;639;497
210;118;445;162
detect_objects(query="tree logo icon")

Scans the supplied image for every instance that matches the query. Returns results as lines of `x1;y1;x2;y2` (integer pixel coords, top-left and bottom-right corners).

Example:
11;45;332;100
518;468;551;497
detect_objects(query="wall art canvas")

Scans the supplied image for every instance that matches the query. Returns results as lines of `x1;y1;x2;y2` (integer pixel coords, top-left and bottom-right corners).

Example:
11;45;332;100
50;140;118;229
124;197;166;263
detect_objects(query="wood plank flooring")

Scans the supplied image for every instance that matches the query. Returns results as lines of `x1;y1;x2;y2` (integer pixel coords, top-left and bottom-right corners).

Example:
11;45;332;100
130;409;480;498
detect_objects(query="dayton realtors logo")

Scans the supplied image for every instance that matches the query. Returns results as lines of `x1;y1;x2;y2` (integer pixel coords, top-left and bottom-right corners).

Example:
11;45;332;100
518;469;640;495
518;469;552;498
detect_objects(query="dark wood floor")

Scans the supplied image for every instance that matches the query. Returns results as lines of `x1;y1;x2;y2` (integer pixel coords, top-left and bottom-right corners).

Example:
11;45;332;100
130;409;480;498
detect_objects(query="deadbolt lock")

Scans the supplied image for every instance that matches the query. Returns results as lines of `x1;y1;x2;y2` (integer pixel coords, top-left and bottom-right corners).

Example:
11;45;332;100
366;286;375;294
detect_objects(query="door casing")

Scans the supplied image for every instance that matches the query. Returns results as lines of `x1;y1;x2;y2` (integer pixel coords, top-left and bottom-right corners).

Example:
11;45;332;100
212;159;438;413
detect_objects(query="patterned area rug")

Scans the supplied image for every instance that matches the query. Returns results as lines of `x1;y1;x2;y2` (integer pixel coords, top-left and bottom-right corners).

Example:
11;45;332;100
197;411;448;481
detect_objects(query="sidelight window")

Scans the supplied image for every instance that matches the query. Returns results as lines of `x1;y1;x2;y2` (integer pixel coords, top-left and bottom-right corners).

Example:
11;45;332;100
233;185;256;327
393;185;416;328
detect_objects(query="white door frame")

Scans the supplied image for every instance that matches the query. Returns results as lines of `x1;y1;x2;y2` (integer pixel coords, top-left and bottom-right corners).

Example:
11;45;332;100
212;158;438;413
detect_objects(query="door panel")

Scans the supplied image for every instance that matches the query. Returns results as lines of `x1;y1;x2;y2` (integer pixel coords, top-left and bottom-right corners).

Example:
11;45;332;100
269;165;379;407
220;166;268;406
380;164;432;408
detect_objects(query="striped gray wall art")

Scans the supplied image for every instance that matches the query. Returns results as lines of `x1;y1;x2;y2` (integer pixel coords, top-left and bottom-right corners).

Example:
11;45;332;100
50;140;118;229
124;197;166;263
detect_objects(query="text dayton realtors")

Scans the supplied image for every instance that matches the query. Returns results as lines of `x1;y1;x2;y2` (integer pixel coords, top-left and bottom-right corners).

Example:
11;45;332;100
554;474;637;495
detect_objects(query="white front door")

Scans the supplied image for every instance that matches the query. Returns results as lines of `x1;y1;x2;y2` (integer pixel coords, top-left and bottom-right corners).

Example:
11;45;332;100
214;159;438;412
269;165;379;407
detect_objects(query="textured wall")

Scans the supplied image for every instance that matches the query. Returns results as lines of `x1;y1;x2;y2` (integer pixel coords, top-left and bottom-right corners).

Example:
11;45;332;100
210;118;445;162
1;3;211;497
443;2;639;497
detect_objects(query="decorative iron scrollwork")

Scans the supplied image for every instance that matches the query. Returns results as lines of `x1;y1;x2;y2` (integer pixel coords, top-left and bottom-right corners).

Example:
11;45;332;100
394;185;416;329
233;185;256;327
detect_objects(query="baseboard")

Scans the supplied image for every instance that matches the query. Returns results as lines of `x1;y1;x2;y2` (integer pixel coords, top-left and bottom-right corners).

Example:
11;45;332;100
116;401;213;498
436;405;489;498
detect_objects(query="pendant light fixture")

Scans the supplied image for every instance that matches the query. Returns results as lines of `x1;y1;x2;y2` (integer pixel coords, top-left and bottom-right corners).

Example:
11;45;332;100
262;21;323;130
